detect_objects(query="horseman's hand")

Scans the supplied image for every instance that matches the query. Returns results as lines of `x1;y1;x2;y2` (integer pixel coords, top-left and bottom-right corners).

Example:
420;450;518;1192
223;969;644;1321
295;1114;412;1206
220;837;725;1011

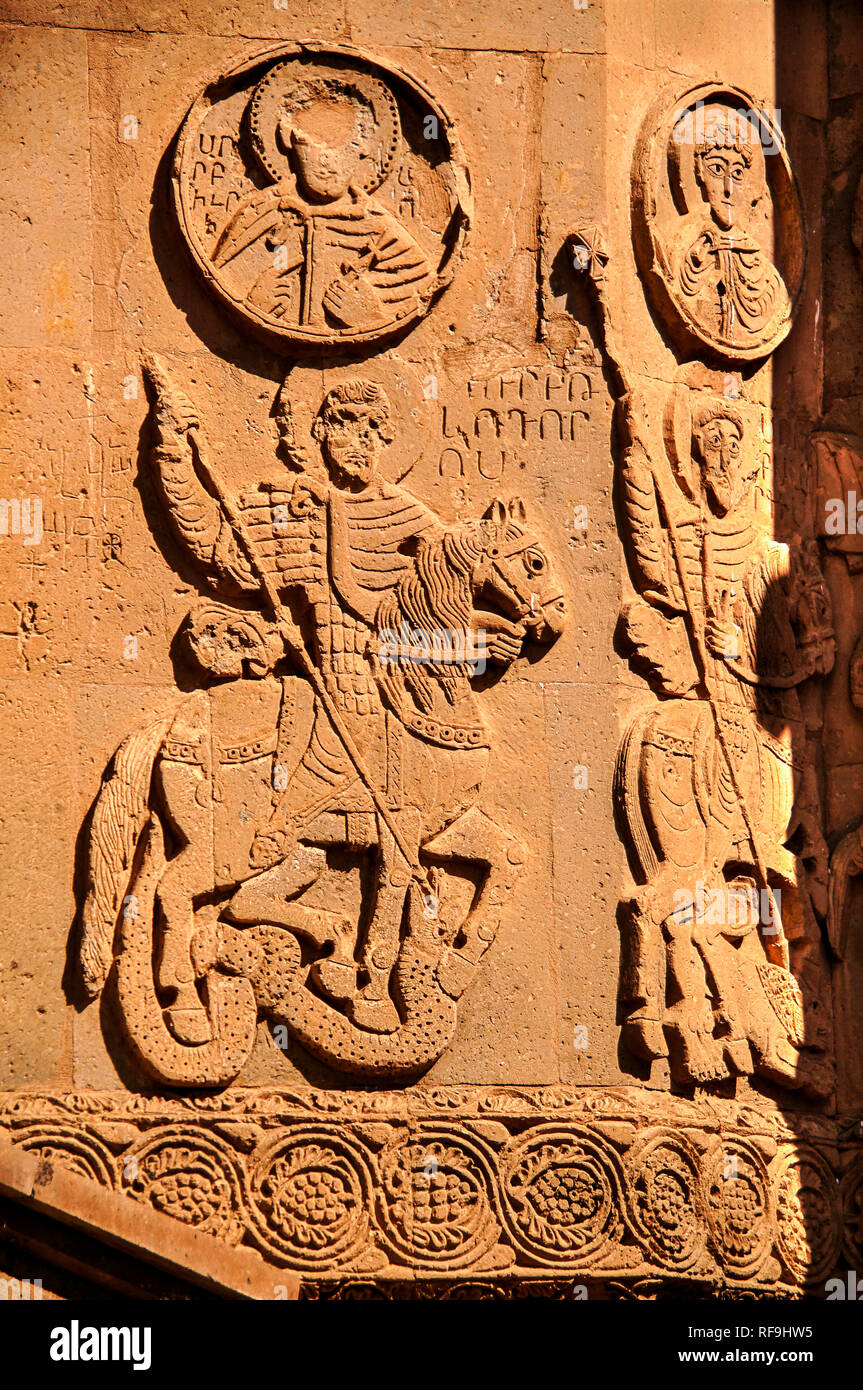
289;474;329;517
705;588;738;661
250;829;288;872
705;616;739;660
485;628;524;665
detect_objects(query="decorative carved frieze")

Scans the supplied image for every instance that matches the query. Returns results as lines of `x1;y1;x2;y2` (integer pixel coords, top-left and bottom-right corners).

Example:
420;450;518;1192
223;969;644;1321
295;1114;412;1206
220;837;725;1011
0;1089;851;1292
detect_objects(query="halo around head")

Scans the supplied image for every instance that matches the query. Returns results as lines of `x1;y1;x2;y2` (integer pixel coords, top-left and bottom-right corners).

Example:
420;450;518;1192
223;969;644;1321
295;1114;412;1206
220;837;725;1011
248;58;401;194
668;101;768;218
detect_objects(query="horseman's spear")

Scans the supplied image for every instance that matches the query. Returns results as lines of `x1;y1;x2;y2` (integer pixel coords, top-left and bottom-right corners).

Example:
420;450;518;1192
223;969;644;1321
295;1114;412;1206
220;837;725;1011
143;355;431;892
193;436;434;891
653;483;790;969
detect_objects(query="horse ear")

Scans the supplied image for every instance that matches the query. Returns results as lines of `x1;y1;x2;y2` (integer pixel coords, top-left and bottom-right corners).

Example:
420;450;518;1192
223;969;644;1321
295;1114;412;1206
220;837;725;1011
508;497;528;522
484;498;507;526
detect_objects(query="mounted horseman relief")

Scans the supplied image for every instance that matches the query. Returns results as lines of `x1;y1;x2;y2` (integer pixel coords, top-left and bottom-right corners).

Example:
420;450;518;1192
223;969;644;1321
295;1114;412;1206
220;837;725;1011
2;0;863;1323
79;356;564;1082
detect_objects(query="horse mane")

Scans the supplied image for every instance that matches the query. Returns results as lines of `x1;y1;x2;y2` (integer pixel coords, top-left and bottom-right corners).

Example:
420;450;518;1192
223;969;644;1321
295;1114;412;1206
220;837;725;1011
740;542;799;673
377;524;487;712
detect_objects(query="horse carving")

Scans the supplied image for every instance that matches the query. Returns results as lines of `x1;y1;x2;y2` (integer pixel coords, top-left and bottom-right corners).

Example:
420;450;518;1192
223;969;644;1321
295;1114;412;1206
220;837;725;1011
78;364;565;1085
613;385;835;1094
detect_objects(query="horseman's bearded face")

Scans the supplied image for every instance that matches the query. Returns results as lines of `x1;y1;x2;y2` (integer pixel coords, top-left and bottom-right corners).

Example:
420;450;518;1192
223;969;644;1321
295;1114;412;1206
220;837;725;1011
319;403;385;486
694;415;747;513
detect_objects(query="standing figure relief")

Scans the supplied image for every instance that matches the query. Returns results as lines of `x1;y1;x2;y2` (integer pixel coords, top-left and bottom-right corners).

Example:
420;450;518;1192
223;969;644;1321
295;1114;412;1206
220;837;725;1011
573;76;830;1098
615;380;835;1092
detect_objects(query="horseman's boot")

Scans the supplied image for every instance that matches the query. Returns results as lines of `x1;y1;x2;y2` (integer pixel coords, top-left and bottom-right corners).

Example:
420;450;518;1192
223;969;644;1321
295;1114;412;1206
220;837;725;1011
619;890;668;1062
347;823;412;1034
158;917;213;1045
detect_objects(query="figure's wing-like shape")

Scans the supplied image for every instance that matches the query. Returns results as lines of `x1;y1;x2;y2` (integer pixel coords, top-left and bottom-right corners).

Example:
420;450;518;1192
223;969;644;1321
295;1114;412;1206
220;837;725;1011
141;354;258;593
620;439;685;612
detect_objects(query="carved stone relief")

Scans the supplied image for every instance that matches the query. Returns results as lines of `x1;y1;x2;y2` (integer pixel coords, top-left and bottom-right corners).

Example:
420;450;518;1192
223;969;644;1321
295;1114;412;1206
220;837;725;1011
172;45;471;348
613;374;834;1092
55;45;577;1092
4;2;861;1309
0;1087;847;1292
79;357;565;1085
632;84;804;361
573;75;835;1102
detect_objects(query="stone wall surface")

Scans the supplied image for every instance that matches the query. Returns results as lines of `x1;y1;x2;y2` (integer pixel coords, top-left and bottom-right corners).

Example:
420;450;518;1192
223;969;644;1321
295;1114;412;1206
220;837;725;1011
0;0;862;1296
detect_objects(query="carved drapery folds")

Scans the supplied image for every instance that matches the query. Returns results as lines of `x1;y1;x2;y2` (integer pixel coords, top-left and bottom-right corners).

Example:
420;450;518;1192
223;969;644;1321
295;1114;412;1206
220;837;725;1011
614;373;834;1093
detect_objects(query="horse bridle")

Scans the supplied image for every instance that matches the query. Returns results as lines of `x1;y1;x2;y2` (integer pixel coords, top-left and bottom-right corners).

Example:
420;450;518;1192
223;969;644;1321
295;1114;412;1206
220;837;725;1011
484;532;564;626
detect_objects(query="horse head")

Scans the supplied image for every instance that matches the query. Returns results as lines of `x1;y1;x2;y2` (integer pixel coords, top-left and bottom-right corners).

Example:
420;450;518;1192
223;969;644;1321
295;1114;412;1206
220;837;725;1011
182;601;282;680
470;497;567;646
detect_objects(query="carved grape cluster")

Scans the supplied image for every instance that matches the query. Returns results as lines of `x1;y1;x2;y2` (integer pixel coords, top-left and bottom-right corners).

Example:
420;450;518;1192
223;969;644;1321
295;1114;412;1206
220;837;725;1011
626;1136;703;1269
248;1129;372;1269
376;1134;499;1270
409;1166;475;1232
529;1165;600;1228
143;1167;230;1225
501;1128;626;1264
1;1110;847;1289
262;1148;356;1244
122;1134;246;1245
702;1141;772;1279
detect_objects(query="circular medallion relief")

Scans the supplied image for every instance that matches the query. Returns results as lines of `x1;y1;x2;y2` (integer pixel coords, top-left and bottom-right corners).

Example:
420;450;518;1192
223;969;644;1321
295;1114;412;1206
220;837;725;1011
632;83;804;362
172;44;471;351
